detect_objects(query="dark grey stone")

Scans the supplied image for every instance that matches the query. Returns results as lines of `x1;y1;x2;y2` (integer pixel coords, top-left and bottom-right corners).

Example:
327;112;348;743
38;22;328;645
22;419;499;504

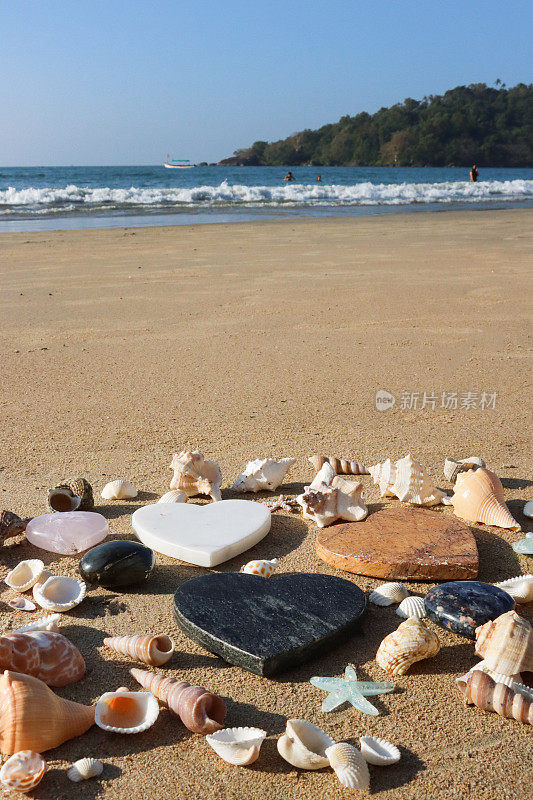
424;581;515;638
173;572;367;676
79;540;155;588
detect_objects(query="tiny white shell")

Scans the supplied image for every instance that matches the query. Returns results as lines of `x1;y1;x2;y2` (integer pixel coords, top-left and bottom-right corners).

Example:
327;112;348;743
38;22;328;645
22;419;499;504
8;597;37;612
15;613;61;633
67;758;104;782
360;736;401;765
95;690;159;734
396;596;427;619
206;727;267;765
157;490;187;504
101;479;137;500
325;742;370;790
522;501;533;519
5;559;45;592
33;575;86;612
277;719;334;769
369;582;409;606
494;575;533;604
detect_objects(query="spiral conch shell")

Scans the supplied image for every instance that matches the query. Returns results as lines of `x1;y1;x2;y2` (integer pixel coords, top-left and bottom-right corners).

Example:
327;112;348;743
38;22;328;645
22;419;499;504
232;457;296;493
376;618;440;675
450;468;521;531
370;454;446;506
296;463;368;527
169;449;222;501
103;634;174;666
456;668;533;725
130;668;227;734
0;750;46;793
308;455;369;475
0;631;85;686
325;742;370;790
0;670;95;755
474;611;532;676
206;727;266;765
50;477;94;511
67;758;103;782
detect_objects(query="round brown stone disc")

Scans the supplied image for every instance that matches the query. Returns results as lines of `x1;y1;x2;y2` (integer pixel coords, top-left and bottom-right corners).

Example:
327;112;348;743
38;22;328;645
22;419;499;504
316;507;478;580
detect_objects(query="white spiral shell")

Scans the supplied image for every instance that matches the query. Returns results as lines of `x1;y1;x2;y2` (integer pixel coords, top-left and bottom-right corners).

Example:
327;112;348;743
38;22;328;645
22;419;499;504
396;596;427;619
325;743;370;790
67;758;104;782
369;582;409;606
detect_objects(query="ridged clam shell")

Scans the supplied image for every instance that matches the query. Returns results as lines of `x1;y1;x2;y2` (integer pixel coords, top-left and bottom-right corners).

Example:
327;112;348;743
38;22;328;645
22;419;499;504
157;490;187;503
101;479;137;500
206;727;267;765
33;576;86;612
277;719;334;769
5;560;45;592
95;689;159;734
494;575;533;604
369;582;409;606
396;596;427;619
15;614;61;634
52;478;94;511
0;750;46;792
475;610;532;676
67;758;103;782
359;736;401;765
376;618;441;675
104;634;174;666
325;743;370;790
242;558;279;578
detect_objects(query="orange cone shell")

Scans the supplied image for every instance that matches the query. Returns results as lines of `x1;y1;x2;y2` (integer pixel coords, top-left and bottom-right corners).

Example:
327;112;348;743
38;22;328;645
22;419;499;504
0;671;94;755
451;468;520;531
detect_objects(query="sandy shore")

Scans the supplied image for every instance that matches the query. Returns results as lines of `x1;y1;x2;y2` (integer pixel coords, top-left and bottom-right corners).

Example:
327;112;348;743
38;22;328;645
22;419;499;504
0;209;531;800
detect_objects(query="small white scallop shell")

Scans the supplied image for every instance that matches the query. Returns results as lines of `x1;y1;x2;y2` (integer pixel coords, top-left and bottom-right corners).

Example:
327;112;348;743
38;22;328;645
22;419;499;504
95;689;159;733
101;479;138;500
495;575;533;604
0;751;46;793
206;727;267;765
15;613;61;633
67;758;104;782
33;575;86;612
277;719;334;769
325;742;370;790
5;559;45;592
359;736;401;765
396;596;427;619
157;490;187;504
523;501;533;519
369;582;409;606
8;597;37;612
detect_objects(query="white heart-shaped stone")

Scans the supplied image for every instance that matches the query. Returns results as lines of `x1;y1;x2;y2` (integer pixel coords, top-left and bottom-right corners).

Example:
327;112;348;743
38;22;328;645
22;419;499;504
132;500;271;567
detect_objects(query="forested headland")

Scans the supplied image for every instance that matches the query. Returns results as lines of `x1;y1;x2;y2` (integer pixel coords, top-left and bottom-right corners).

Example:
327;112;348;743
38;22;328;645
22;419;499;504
219;83;532;167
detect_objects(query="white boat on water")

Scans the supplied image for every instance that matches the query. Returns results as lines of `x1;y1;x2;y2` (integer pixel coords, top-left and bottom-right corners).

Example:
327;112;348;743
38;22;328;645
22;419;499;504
164;155;194;169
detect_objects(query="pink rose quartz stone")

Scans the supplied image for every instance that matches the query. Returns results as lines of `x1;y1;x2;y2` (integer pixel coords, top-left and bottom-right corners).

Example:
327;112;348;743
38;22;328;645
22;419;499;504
25;511;108;554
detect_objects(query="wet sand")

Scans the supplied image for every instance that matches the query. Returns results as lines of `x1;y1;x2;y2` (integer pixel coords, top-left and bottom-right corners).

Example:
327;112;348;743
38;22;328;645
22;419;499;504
0;209;531;799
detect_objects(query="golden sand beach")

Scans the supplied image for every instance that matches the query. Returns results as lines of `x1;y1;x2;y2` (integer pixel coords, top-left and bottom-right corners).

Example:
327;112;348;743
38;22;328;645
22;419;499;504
0;209;531;799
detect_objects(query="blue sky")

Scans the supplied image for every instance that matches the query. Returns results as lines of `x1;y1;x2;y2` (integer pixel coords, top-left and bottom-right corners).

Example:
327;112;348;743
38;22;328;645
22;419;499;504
1;0;531;165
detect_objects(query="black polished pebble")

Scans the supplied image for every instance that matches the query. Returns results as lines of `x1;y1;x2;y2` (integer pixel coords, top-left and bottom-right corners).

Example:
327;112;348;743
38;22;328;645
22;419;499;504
79;540;155;588
174;572;367;676
424;581;515;638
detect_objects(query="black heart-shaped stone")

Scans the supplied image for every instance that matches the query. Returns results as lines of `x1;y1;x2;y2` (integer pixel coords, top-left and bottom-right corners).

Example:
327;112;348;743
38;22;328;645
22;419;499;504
173;572;366;676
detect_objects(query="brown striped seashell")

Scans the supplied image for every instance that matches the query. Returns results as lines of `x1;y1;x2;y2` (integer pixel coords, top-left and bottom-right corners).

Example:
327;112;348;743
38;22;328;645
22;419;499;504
450;468;520;531
54;478;94;511
474;610;532;676
0;670;95;755
0;750;46;793
456;668;533;724
0;511;30;540
0;631;85;687
376;618;440;675
48;487;82;513
169;449;222;501
308;456;369;475
129;668;226;734
103;634;174;666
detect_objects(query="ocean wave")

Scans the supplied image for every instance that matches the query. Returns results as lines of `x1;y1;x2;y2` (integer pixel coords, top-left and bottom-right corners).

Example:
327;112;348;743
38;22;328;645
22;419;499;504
1;179;532;216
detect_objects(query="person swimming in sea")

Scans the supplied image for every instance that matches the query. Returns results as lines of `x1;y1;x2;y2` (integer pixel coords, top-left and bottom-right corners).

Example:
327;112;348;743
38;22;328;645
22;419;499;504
317;175;322;182
283;171;295;182
470;164;478;182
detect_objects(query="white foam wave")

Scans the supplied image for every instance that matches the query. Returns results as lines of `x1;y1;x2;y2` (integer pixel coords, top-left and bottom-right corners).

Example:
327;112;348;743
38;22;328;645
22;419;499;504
1;179;532;215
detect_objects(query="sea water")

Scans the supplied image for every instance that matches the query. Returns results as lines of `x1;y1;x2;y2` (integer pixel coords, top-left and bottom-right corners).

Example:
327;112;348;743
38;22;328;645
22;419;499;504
1;165;532;231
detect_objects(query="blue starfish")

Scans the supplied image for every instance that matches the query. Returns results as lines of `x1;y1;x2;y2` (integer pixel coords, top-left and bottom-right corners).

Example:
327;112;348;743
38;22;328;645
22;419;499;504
310;665;394;716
